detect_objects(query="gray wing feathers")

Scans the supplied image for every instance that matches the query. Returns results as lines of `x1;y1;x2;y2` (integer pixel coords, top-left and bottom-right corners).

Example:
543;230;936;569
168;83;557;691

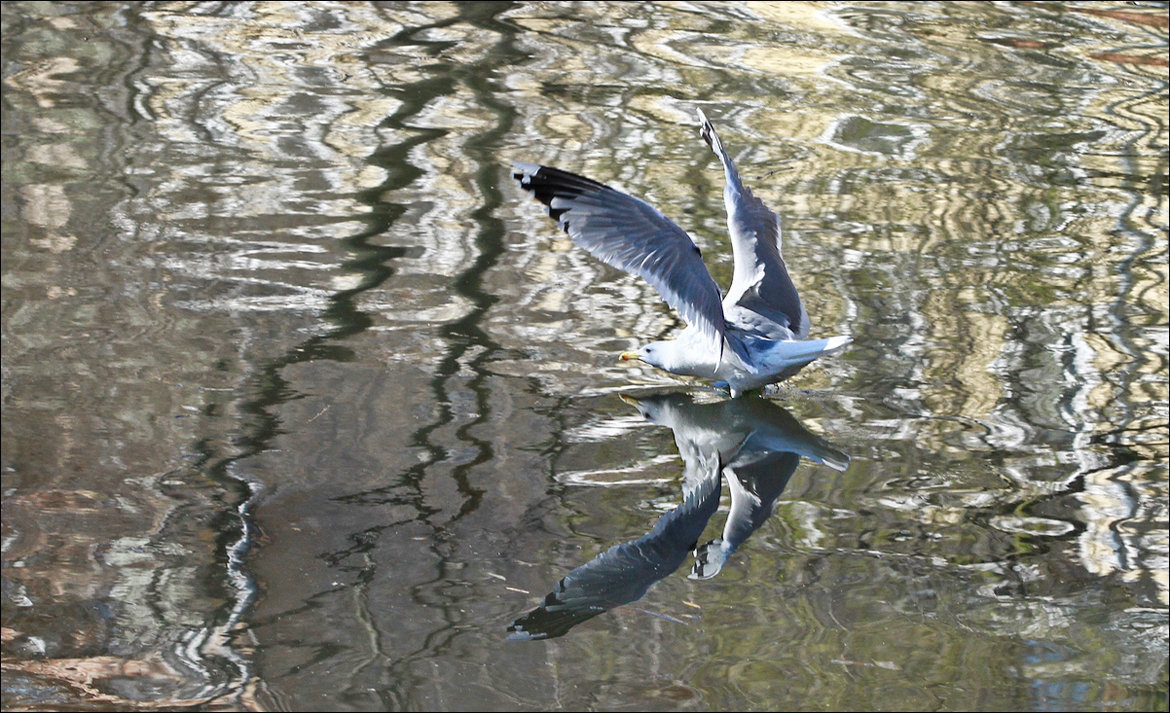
512;161;728;350
697;110;808;338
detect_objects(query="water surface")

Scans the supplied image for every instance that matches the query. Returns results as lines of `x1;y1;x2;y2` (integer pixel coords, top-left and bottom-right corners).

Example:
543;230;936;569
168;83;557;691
2;1;1167;710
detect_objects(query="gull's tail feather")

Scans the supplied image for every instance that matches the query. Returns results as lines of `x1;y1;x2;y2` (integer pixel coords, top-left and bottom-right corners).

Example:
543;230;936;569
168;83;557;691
769;336;852;371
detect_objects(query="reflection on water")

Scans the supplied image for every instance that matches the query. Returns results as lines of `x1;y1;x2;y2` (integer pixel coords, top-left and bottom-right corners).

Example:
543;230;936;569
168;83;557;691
509;391;849;640
2;1;1167;711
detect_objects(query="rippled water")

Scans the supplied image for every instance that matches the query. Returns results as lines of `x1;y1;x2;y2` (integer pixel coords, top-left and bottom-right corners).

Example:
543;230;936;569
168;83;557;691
2;1;1167;711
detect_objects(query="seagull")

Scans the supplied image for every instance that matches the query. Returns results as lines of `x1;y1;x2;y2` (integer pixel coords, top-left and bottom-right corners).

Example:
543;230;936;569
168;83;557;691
512;108;851;397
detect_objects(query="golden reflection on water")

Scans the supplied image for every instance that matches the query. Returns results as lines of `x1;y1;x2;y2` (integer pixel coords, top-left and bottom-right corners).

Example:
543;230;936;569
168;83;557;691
1;1;1166;710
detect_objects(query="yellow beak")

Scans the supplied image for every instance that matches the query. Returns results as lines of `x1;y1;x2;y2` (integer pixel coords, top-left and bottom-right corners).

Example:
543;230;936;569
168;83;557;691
619;351;641;362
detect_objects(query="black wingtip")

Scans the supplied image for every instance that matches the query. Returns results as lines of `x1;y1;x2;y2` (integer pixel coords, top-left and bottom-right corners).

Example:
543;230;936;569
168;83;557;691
696;108;722;156
511;163;613;229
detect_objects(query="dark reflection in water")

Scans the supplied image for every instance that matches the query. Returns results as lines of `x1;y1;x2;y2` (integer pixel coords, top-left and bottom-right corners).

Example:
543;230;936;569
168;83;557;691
507;449;723;642
509;391;849;640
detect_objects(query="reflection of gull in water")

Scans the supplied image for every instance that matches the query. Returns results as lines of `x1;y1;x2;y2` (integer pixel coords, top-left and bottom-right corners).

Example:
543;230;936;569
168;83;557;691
506;468;722;641
507;391;848;641
512;109;851;397
623;392;849;580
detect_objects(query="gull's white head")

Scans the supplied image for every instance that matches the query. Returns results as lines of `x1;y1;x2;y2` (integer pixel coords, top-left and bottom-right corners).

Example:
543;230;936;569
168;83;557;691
620;341;682;373
620;342;653;363
620;336;725;380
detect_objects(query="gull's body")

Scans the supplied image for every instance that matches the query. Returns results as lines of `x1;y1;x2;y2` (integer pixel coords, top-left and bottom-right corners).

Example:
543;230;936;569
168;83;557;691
513;109;850;396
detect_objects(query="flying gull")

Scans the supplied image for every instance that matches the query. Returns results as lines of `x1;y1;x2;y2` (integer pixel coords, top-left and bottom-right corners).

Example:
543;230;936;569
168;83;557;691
512;109;850;397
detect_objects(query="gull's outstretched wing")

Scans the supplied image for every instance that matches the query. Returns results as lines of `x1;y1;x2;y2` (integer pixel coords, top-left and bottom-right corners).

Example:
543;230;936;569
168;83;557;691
698;109;809;339
512;161;727;352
